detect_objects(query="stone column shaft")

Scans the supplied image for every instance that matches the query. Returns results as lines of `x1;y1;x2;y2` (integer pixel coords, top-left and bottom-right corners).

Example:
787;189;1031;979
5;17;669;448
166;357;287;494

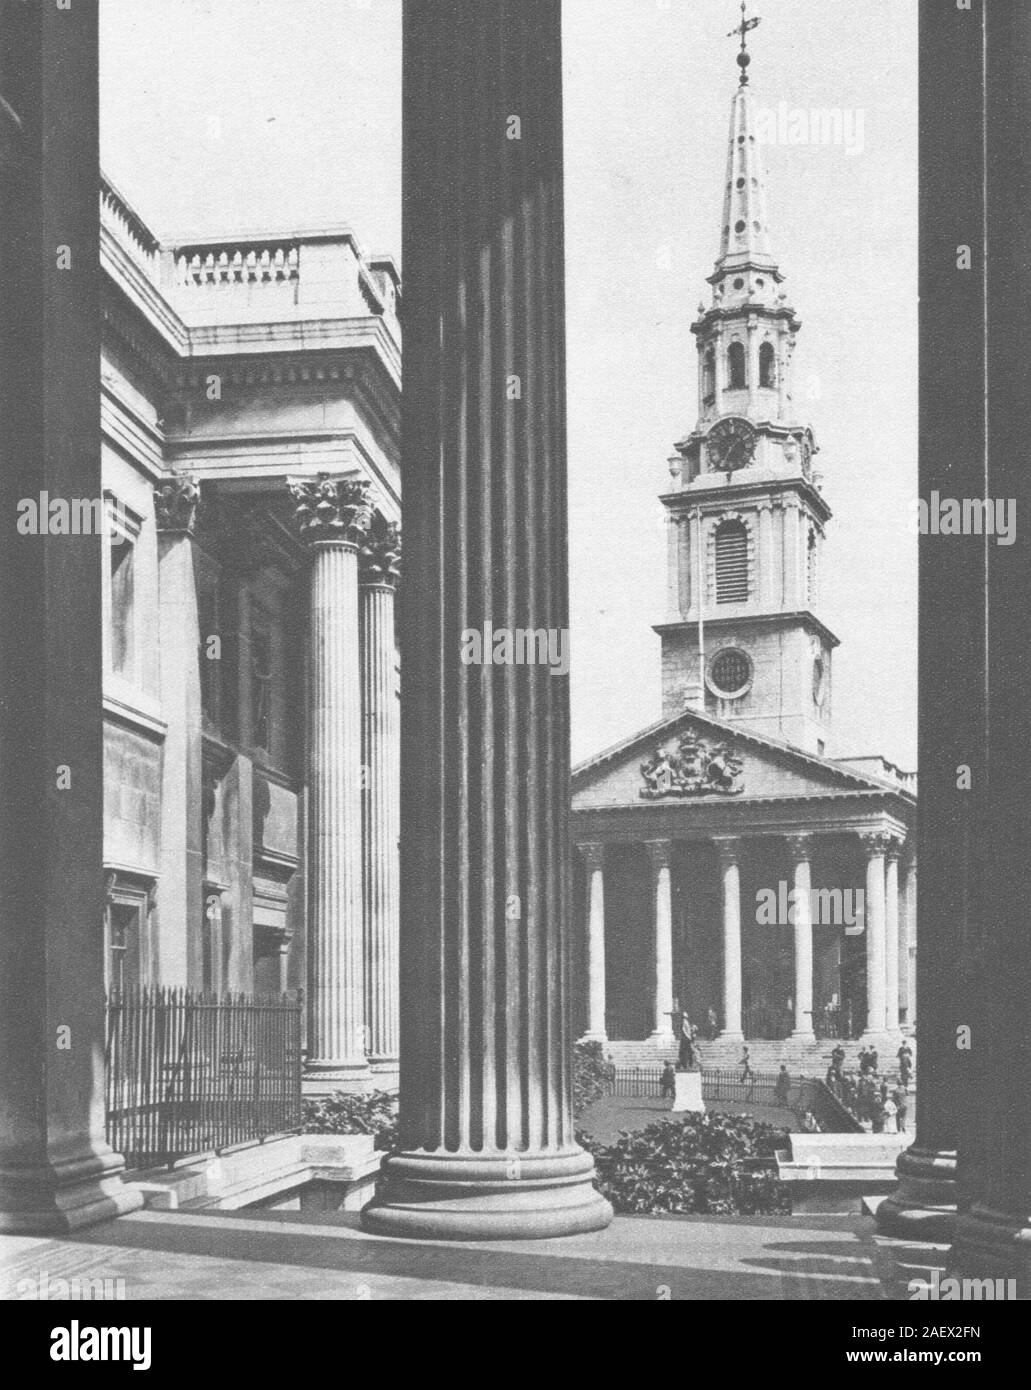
647;841;675;1042
578;844;607;1043
861;833;888;1037
290;476;372;1085
950;0;1031;1291
360;521;401;1071
155;476;203;987
362;0;610;1240
0;1;140;1231
787;836;814;1040
884;839;902;1034
717;839;743;1038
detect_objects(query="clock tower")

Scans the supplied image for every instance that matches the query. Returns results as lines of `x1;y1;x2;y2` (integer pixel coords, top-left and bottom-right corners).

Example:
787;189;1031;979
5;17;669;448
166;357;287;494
656;22;838;755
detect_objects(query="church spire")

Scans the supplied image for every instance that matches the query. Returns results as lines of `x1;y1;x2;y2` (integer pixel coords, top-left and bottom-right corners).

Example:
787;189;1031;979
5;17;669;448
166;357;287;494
715;5;776;284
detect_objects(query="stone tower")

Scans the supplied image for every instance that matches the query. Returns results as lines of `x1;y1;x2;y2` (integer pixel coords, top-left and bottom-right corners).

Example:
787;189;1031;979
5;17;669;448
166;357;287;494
656;32;838;755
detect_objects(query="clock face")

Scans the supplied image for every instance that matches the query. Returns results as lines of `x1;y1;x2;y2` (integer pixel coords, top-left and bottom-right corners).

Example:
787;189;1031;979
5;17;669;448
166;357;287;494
707;416;757;472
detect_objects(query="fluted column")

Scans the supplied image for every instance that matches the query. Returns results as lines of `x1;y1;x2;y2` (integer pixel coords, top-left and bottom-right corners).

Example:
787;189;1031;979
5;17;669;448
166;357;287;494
950;0;1031;1291
902;851;917;1030
577;843;607;1043
155;475;203;987
786;835;814;1040
884;836;902;1035
362;0;611;1240
0;0;142;1232
646;840;675;1042
860;832;888;1038
360;517;401;1073
716;838;743;1039
290;475;372;1087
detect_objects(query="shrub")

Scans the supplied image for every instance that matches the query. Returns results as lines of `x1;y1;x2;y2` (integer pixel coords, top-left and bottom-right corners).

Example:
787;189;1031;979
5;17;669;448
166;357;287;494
302;1089;398;1150
572;1038;612;1118
580;1111;792;1217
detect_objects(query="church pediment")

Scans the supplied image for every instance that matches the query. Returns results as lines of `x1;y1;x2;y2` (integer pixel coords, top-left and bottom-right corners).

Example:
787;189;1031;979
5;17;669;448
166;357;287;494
572;709;901;811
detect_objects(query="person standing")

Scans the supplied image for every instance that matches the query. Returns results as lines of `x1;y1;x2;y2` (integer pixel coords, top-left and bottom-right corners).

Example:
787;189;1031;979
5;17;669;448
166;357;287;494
774;1065;791;1107
660;1061;676;1100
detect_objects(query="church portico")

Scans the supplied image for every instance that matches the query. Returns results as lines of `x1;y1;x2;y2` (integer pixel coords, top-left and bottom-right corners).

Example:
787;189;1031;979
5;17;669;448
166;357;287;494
572;738;914;1059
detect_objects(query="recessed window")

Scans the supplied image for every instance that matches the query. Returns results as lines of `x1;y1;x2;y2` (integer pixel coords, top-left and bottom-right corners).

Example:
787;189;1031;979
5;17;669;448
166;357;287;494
759;340;776;388
735;219;746;234
708;647;753;698
714;520;749;603
727;341;746;390
104;497;141;682
251;616;273;753
702;346;715;403
736;177;745;189
733;277;745;290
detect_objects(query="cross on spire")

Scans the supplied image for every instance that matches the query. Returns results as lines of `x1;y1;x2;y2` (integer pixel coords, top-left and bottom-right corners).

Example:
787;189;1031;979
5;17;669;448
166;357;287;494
727;1;761;85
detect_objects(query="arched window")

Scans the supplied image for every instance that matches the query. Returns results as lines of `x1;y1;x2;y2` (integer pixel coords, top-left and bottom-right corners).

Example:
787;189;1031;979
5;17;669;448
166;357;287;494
714;519;749;603
759;340;776;388
702;346;715;404
807;529;818;603
727;341;746;390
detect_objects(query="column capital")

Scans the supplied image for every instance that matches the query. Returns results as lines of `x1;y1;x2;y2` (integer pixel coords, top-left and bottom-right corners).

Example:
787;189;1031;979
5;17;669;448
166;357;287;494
359;515;402;588
154;472;200;536
713;835;740;867
859;829;892;857
644;838;672;869
577;841;606;871
785;832;812;861
885;834;905;863
288;474;372;549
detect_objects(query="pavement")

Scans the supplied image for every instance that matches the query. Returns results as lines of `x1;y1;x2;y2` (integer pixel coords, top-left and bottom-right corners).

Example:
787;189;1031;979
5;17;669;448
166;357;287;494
0;1207;943;1301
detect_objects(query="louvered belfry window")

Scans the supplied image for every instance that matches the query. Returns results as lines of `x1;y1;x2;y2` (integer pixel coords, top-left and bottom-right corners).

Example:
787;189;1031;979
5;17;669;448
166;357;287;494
714;520;749;603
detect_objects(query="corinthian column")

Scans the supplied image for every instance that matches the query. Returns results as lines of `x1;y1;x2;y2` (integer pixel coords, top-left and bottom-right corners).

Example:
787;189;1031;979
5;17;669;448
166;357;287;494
362;0;611;1239
860;831;888;1039
360;516;401;1074
646;840;675;1043
289;475;372;1088
577;843;607;1044
716;838;744;1039
786;835;814;1041
884;836;902;1036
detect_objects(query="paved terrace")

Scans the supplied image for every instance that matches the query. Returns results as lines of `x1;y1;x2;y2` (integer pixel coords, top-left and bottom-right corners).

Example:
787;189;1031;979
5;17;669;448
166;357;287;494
1;1212;946;1302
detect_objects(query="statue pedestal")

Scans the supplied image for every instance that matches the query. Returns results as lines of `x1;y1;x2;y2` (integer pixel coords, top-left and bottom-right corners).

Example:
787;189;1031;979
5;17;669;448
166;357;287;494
671;1070;705;1114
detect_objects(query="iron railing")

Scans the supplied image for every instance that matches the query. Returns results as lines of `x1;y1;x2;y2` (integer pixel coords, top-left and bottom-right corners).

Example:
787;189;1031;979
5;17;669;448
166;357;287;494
605;1066;787;1106
105;987;303;1170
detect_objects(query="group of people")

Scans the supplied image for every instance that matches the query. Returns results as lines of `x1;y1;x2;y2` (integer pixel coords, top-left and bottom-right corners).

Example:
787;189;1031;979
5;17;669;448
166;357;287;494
825;1041;914;1133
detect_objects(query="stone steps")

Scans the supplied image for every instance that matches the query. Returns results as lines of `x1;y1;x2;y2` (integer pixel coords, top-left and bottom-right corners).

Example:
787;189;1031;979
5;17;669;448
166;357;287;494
602;1036;914;1077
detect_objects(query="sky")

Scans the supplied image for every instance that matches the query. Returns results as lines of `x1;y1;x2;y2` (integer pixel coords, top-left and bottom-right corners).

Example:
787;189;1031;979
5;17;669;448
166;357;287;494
101;0;918;769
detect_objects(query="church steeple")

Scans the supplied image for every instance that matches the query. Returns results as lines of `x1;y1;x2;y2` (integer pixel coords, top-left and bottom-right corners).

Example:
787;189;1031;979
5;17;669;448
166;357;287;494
654;11;839;756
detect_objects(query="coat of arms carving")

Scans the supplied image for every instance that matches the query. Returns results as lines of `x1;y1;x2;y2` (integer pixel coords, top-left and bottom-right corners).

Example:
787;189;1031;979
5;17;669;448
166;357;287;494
639;731;744;798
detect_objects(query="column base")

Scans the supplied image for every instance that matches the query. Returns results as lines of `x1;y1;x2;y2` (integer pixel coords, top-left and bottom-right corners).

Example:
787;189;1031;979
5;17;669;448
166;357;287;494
577;1031;608;1046
875;1145;958;1242
718;1029;745;1042
950;1203;1031;1296
790;1029;816;1042
361;1148;613;1241
647;1030;675;1046
368;1056;400;1086
0;1144;144;1235
303;1059;374;1098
